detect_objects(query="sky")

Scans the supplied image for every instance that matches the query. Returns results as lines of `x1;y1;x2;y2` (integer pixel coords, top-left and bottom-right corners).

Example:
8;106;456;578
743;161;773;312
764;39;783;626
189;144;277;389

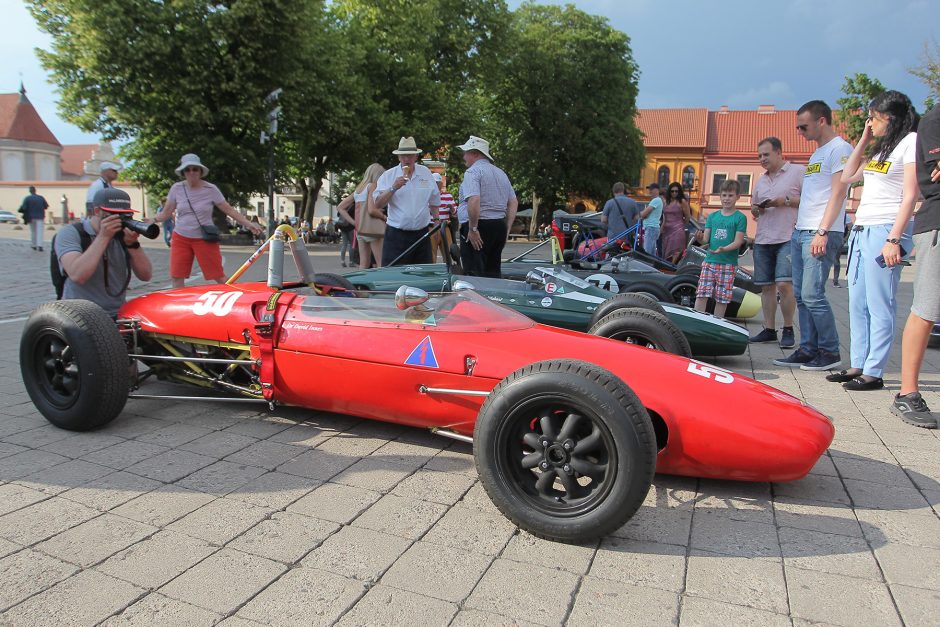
2;0;936;146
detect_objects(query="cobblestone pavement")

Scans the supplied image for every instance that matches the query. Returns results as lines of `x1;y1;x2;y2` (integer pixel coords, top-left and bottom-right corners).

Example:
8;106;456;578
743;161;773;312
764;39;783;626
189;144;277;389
0;222;939;626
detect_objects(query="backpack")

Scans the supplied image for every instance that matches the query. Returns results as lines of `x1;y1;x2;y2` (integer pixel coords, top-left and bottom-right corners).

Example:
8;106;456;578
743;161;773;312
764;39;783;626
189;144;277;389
51;223;93;299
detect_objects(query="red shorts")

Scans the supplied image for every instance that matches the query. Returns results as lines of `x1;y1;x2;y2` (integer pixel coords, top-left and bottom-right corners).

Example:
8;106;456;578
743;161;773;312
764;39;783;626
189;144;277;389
170;232;225;280
696;261;735;303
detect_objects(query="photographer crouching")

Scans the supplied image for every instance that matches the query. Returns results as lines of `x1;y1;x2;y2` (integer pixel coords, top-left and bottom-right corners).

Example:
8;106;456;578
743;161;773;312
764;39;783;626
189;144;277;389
53;188;153;317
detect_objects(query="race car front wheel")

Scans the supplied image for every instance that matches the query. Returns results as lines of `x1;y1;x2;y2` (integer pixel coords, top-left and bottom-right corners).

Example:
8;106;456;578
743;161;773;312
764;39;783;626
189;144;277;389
667;280;698;308
589;292;666;328
588;309;692;358
474;359;656;543
20;300;129;431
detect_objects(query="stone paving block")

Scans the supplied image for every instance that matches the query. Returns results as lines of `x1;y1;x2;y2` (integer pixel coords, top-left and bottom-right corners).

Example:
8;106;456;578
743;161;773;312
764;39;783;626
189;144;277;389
174;460;267;496
843;478;929;510
0;448;69;481
610;504;693;546
832;455;916;488
217;617;267;627
0;415;44;439
589;537;686;592
16;458;114;495
679;595;792;627
501;531;596;574
371;439;441;468
111;485;216;528
303;525;410;582
567;576;680;626
80;440;170;471
158;548;286;614
165;409;246;431
227;511;339;563
877;428;940;451
331;457;416;493
100;415;171;439
276;448;357;481
228;471;319;510
690;513;780;558
465;558;579;625
875;543;940;590
642;476;698;509
98;529;217;589
336;584;456;627
223;440;305;470
0;569;145;626
0;538;21;559
856;508;940;549
772;497;863;538
267;422;337;448
832;425;883;444
890;584;940;626
449;609;543;627
829;441;896;464
39;433;125;459
166;497;272;545
3;423;72;448
101;592;222;626
352;493;447;540
0;496;101;545
772;473;851;505
780;527;881;580
458;482;504;517
807;452;839;476
60;470;162;512
133;423;214;449
422;503;517;557
236;566;365;626
391;469;477;506
179;431;258;459
287;482;381;524
315;433;388;457
36;513;156;568
786;565;901;626
221;415;296;440
381;540;492;603
0;482;48;516
0;548;78;611
424;446;476;475
685;549;788;614
0;442;27;460
124;449;216;483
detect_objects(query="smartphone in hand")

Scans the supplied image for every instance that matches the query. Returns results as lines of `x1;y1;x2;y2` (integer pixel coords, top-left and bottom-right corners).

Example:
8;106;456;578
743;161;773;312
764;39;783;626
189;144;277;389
875;244;910;268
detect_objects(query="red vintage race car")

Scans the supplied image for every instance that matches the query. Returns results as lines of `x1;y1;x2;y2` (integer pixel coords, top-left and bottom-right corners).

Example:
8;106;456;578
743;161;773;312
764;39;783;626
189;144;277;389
20;229;834;543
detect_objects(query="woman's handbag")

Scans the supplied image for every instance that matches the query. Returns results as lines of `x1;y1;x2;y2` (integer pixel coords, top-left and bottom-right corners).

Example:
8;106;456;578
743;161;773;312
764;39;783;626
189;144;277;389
357;189;386;238
182;186;220;242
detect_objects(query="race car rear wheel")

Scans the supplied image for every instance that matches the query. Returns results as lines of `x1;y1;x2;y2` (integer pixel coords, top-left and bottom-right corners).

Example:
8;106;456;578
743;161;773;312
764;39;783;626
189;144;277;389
474;359;656;543
589;292;666;327
667;279;698;308
20;300;129;431
314;273;357;296
588;309;692;358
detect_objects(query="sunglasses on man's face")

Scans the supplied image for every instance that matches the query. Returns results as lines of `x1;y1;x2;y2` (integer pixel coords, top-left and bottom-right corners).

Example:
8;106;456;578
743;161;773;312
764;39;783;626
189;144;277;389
184;167;201;173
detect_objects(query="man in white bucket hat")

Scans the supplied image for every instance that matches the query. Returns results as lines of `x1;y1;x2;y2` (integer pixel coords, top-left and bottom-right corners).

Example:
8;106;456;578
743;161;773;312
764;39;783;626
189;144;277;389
85;160;124;217
456;135;517;277
374;137;441;266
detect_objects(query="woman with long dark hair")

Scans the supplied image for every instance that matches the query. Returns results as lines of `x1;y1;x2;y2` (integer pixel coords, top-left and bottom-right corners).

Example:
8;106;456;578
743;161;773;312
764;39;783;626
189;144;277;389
827;90;919;390
661;182;691;263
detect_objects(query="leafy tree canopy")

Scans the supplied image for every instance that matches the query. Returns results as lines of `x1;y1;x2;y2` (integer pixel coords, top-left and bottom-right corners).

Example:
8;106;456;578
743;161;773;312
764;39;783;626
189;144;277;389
836;72;885;144
909;39;940;110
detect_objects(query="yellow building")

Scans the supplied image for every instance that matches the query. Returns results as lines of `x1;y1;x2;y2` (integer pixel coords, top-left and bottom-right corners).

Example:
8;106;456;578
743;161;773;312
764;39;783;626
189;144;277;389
634;108;708;217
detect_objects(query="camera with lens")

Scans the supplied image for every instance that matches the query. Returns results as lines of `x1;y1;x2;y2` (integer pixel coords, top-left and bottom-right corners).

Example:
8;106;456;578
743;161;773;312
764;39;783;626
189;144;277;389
94;188;159;240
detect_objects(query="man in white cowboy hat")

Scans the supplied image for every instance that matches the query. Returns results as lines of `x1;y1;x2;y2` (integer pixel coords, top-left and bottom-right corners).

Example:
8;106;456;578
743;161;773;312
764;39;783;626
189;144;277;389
55;188;153;317
456;135;517;277
374;137;441;266
85;160;124;217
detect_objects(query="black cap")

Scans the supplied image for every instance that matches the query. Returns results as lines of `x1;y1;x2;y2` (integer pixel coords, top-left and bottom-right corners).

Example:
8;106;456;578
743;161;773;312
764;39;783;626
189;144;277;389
93;188;134;213
645;182;660;190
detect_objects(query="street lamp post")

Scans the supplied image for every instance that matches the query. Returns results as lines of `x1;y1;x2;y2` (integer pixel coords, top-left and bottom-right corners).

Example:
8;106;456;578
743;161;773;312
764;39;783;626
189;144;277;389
260;88;283;238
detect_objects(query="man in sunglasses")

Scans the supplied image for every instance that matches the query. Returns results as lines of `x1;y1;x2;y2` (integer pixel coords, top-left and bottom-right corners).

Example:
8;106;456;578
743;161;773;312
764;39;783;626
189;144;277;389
773;100;852;372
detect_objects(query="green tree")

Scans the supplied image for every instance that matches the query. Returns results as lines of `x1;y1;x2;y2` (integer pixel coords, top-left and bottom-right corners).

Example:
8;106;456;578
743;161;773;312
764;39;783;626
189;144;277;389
909;39;940;110
29;0;317;204
481;2;644;217
836;73;886;143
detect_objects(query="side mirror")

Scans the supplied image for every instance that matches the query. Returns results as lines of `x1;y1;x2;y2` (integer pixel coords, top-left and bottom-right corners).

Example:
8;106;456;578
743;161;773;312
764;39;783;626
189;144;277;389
452;280;476;291
524;271;547;288
395;285;430;310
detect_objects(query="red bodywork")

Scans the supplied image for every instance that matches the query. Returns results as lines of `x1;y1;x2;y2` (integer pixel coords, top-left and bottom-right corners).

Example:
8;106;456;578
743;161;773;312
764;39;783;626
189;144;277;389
120;283;833;483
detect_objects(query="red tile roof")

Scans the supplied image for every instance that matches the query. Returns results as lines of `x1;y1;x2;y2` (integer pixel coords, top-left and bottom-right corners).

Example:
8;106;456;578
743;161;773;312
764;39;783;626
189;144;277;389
636;109;708;148
706;107;815;157
0;91;61;147
60;144;98;177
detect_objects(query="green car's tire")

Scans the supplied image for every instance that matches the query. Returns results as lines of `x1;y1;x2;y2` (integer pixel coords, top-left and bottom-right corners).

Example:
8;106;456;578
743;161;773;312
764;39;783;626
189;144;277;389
589;293;666;328
588;309;692;358
315;273;358;296
474;359;656;543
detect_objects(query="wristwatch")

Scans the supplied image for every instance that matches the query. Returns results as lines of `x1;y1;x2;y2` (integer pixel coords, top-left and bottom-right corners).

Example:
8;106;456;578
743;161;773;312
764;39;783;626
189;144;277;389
470;226;479;233
815;229;828;236
886;237;901;244
126;241;141;249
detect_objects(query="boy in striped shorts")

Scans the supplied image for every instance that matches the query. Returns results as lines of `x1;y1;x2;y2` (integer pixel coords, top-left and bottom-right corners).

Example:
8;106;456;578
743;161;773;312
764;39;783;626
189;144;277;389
694;179;748;318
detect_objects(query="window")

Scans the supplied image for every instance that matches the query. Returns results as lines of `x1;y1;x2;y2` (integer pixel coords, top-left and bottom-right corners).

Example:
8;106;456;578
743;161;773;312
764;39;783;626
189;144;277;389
711;173;727;194
657;166;671;189
682;166;695;190
256;201;264;213
736;174;752;195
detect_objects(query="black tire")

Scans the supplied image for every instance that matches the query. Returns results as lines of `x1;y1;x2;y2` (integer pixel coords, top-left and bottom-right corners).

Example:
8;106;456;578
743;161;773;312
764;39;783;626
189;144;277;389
588;309;692;358
676;265;702;277
314;272;357;295
617;282;670;301
20;300;129;431
589;293;666;327
667;279;698;308
474;359;656;542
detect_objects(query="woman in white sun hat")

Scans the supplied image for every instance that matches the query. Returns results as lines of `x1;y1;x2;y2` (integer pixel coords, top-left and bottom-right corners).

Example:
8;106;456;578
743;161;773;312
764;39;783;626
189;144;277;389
152;153;263;287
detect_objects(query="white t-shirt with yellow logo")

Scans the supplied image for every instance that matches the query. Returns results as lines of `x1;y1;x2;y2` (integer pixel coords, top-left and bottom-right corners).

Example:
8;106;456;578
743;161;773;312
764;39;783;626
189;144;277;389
855;132;917;226
795;136;852;230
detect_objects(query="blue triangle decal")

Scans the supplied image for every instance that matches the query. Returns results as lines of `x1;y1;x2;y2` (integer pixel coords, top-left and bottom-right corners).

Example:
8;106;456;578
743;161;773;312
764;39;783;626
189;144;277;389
404;335;439;368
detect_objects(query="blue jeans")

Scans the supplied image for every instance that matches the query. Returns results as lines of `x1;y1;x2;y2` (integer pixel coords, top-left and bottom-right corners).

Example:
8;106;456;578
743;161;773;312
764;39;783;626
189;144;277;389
642;225;660;256
790;229;844;354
